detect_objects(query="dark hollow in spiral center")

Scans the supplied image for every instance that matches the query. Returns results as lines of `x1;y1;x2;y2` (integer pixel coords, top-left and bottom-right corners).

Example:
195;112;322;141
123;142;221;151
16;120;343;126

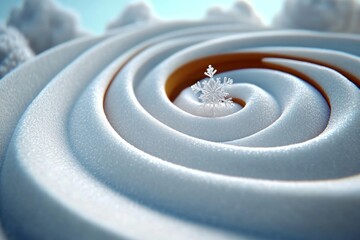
165;52;360;107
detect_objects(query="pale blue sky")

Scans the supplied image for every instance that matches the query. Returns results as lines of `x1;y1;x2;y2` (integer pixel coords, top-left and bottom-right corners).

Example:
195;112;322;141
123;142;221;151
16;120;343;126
0;0;284;34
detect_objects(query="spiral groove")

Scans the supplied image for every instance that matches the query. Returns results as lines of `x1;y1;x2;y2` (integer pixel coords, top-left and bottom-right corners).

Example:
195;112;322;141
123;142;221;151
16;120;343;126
1;22;360;239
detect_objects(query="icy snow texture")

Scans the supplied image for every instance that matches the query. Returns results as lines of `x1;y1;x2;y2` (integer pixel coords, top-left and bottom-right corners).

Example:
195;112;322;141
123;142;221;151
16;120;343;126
0;25;33;79
205;0;263;26
107;1;156;29
7;0;85;54
190;65;234;117
274;0;360;33
1;22;360;240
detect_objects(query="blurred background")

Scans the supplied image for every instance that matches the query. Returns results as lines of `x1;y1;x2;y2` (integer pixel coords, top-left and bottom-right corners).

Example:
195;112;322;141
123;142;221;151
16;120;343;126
1;0;360;78
0;0;284;34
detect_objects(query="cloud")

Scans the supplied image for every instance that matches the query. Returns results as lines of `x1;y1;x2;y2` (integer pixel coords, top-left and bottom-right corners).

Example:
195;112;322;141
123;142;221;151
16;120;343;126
107;1;157;30
0;24;34;79
7;0;86;54
205;0;263;26
273;0;360;33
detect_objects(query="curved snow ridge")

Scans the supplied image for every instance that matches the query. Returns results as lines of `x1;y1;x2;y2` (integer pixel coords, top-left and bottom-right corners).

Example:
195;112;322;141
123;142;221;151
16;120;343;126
1;22;360;240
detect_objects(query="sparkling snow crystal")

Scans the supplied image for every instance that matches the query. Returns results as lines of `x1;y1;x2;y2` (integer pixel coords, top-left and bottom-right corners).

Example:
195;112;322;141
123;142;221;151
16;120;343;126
191;65;233;116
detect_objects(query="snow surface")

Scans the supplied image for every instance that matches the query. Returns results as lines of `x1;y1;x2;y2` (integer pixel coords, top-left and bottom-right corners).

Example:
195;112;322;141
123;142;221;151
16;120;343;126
1;23;360;239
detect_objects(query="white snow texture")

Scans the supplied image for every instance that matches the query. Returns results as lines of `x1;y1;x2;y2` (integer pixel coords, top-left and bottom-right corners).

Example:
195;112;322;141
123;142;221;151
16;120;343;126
107;1;156;29
273;0;360;33
0;25;33;79
7;0;85;54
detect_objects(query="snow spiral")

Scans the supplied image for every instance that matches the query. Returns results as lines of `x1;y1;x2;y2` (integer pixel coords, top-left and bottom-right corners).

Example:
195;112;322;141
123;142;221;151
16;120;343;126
1;22;360;239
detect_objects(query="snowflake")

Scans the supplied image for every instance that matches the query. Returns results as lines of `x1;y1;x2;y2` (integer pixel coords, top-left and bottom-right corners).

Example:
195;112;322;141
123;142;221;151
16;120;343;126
191;65;233;116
